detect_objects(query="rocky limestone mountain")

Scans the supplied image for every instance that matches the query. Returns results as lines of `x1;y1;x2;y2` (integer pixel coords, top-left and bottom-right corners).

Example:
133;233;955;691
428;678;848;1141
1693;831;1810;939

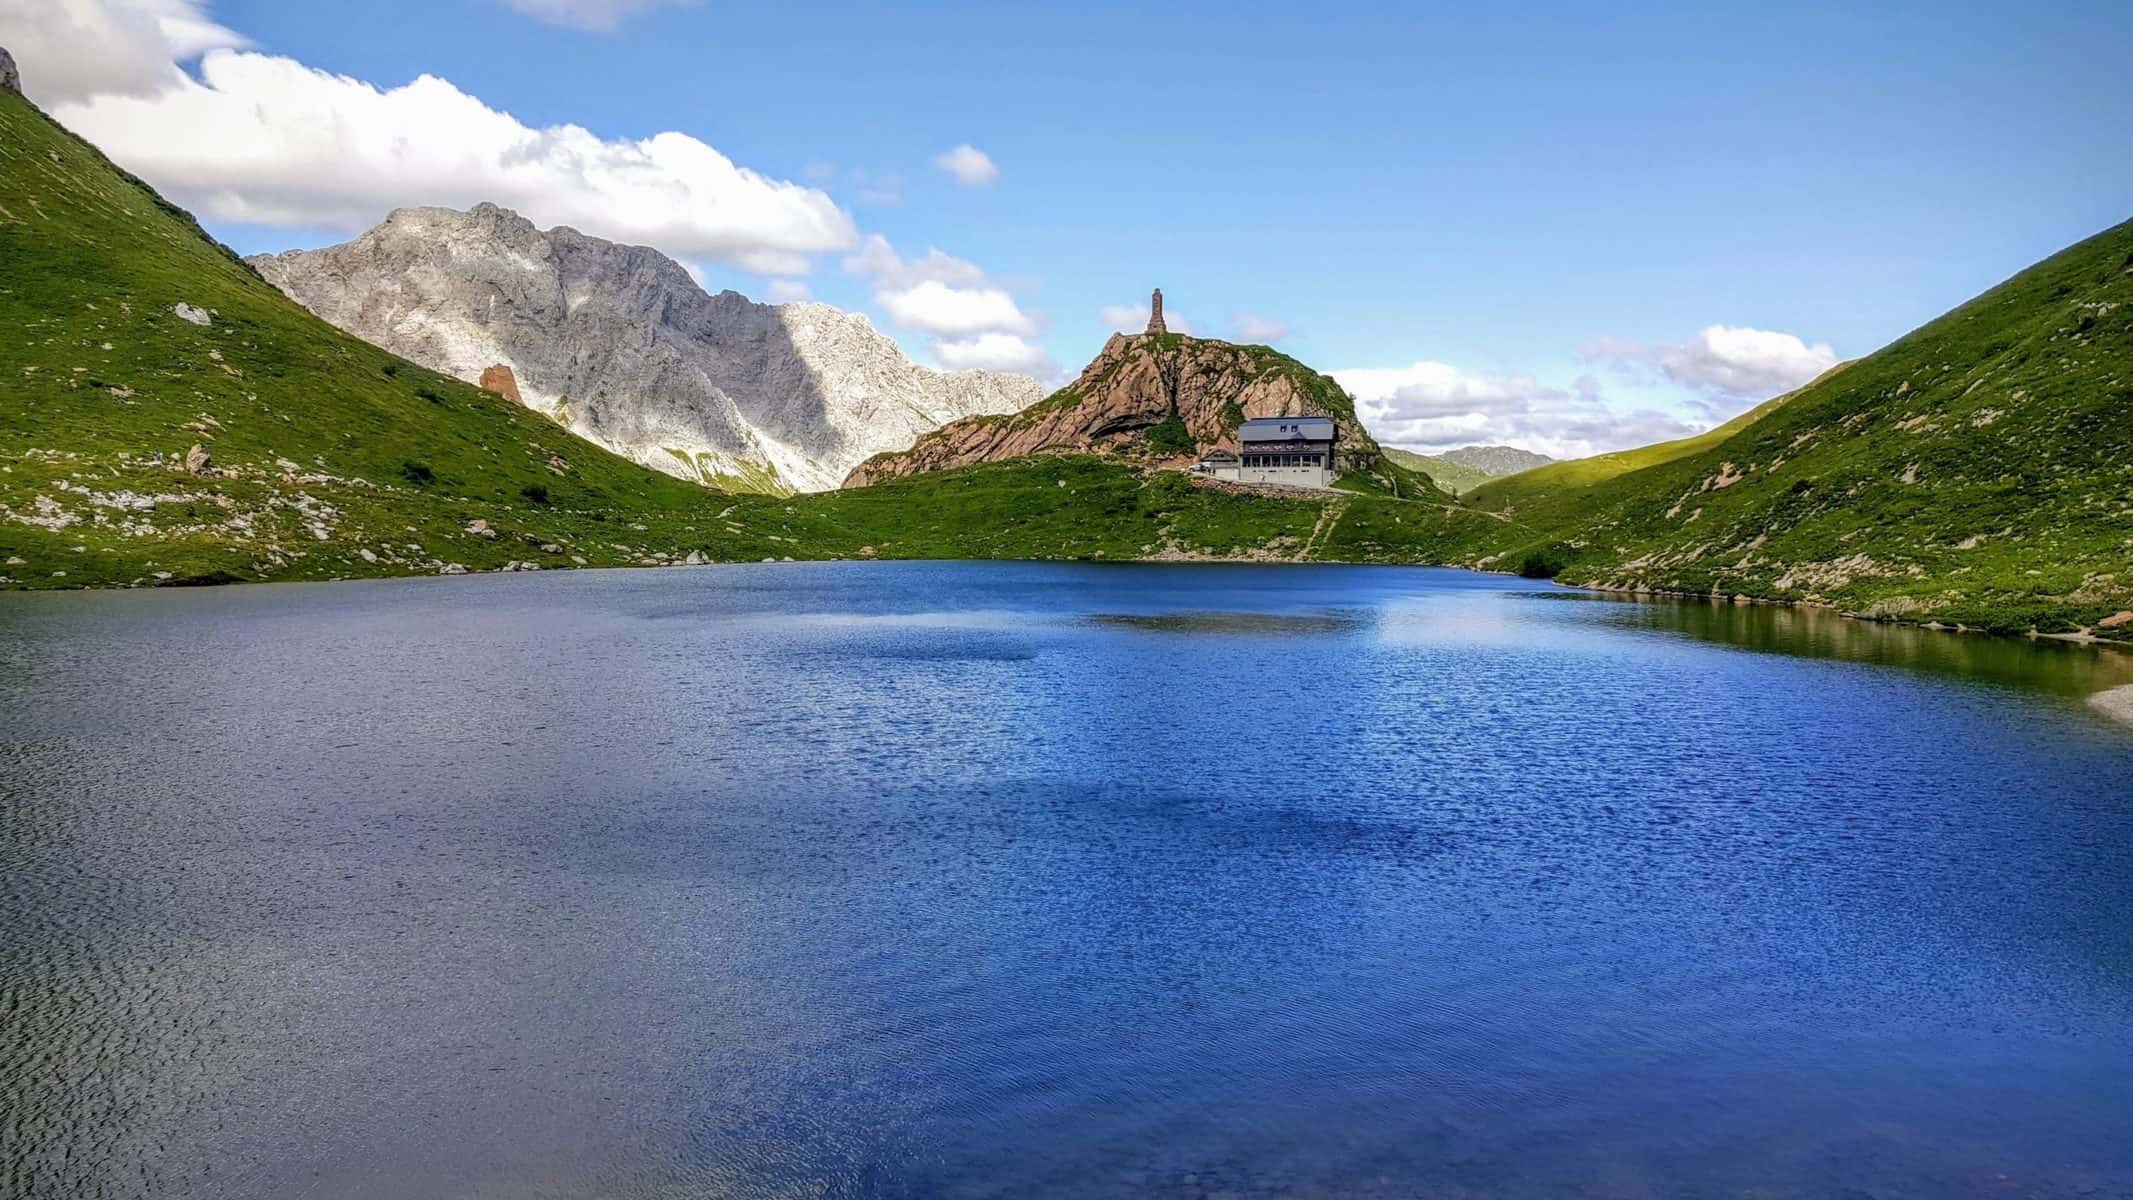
1;46;20;94
249;204;1041;493
846;331;1382;487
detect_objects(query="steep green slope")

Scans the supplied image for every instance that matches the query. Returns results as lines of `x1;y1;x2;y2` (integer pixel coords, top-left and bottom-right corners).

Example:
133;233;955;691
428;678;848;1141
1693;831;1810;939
1448;221;2133;635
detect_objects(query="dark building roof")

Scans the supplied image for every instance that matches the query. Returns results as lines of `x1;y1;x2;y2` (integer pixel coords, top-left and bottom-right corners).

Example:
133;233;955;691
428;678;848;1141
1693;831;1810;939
1197;449;1240;463
1239;416;1337;444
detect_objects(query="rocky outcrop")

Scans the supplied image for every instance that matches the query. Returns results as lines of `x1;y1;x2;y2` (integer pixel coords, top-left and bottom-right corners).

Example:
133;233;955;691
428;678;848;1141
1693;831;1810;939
249;204;1041;493
479;364;521;404
1;47;19;95
845;332;1380;487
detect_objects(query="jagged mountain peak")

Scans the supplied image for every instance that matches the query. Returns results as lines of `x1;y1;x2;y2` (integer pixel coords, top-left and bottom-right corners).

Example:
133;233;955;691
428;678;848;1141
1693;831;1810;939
248;205;1041;493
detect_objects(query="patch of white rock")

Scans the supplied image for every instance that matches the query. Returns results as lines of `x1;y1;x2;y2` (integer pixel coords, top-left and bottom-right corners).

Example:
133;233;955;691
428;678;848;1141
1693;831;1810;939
249;204;1042;493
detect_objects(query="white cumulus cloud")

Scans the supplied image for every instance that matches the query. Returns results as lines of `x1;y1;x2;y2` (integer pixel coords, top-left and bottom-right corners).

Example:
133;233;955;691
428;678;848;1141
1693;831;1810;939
931;144;998;187
1335;362;1699;460
10;1;856;276
935;333;1055;376
501;0;687;31
878;280;1036;338
1585;325;1838;403
845;234;1049;379
842;234;987;290
0;0;242;105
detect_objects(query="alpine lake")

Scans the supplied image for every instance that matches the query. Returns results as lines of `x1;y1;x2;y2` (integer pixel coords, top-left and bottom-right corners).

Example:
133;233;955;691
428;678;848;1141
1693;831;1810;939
4;562;2130;1199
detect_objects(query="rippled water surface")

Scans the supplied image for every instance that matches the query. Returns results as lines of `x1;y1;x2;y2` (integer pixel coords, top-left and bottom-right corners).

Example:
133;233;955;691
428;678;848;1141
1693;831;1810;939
4;563;2131;1199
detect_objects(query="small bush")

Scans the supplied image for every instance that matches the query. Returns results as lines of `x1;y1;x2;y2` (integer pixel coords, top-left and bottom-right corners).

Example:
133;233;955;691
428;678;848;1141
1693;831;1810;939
399;459;435;486
1517;541;1578;580
155;568;246;588
1145;416;1195;456
520;483;550;505
416;385;443;404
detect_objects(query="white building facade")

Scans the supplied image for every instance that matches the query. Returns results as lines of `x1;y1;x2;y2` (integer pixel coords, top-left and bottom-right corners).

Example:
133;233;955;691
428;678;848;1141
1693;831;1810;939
1193;416;1337;487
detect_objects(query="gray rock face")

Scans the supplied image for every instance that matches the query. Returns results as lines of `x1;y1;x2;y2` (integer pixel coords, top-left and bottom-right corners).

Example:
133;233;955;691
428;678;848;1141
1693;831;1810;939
1;47;19;94
250;204;1041;492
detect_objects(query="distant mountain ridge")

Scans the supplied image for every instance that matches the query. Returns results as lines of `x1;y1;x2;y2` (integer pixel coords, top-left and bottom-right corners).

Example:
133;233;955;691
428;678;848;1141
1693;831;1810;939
249;205;1041;493
1440;444;1554;475
1385;445;1554;493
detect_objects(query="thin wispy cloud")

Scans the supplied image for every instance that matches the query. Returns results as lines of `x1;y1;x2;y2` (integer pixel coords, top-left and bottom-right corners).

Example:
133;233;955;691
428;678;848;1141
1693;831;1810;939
501;0;689;32
1100;301;1189;335
1232;314;1288;343
1335;361;1698;460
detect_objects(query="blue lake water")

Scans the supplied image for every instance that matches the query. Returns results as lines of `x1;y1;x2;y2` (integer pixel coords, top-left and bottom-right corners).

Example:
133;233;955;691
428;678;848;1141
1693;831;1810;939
3;562;2131;1198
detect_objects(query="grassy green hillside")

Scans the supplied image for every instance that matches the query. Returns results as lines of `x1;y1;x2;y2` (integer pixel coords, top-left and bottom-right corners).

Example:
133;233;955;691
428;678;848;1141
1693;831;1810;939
0;86;769;585
1443;222;2133;636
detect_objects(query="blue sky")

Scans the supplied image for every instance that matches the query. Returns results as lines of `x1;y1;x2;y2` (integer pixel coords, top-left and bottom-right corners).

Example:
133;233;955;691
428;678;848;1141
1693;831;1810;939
11;0;2132;454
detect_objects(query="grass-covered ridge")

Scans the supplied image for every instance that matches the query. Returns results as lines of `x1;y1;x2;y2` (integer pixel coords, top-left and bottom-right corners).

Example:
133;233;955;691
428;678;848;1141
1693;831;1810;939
1439;221;2133;636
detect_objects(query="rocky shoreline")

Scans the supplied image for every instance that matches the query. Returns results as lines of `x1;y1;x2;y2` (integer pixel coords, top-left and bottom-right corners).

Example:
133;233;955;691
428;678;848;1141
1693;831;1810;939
2090;685;2133;731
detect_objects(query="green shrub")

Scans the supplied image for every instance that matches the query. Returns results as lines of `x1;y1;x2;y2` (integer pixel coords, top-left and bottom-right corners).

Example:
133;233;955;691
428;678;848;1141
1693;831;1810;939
519;482;550;505
1145;416;1195;456
1517;541;1577;579
399;459;435;485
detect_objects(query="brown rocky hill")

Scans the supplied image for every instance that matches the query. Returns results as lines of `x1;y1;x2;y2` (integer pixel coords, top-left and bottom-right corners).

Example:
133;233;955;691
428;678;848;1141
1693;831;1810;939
844;332;1386;487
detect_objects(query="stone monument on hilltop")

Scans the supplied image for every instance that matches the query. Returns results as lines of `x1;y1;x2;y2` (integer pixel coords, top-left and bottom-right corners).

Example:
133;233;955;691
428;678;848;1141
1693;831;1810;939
1145;288;1166;335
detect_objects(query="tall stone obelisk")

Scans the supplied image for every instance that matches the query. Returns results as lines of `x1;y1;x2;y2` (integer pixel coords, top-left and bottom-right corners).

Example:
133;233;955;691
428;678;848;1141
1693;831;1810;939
1145;288;1167;335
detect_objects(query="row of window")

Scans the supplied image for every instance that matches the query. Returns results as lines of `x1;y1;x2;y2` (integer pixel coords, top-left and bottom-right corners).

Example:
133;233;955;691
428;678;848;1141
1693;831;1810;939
1243;454;1325;468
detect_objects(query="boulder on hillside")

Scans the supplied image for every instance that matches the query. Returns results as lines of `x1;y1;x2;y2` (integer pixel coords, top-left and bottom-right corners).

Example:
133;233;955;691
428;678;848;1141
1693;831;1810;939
480;364;522;404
